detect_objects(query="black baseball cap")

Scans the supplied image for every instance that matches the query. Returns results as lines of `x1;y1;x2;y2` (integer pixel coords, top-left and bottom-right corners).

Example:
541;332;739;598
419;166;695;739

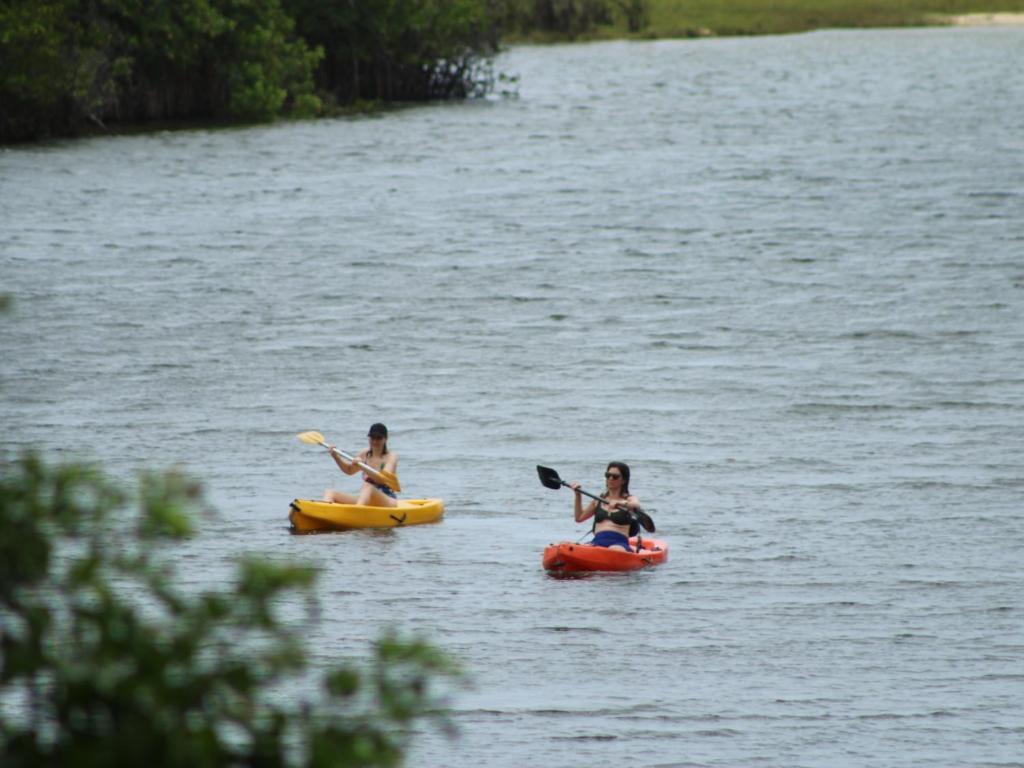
367;423;388;438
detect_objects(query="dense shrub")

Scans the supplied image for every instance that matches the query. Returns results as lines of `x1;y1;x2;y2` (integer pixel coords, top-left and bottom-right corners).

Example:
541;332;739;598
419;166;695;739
0;454;457;766
0;0;497;141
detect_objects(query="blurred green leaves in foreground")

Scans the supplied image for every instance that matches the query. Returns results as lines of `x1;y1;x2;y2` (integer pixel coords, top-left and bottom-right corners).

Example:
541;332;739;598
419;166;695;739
0;454;458;767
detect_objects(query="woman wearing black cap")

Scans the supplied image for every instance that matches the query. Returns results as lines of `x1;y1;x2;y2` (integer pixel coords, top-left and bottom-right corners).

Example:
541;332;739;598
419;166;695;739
322;423;399;507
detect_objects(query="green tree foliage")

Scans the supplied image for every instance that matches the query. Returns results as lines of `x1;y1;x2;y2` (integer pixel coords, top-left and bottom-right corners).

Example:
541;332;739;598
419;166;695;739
0;0;322;141
0;1;113;139
0;454;457;767
0;0;501;142
497;0;616;39
284;0;499;104
617;0;649;33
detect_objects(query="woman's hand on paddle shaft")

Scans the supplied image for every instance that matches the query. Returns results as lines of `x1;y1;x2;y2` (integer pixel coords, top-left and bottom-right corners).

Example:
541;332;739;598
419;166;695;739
615;498;641;511
569;482;586;508
327;446;354;473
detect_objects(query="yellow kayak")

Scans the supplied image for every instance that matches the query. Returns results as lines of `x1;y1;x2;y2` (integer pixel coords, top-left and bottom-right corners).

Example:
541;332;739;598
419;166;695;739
288;498;444;533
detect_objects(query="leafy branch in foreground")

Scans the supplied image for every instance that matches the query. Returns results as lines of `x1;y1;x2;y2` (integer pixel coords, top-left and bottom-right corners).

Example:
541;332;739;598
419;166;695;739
0;454;458;767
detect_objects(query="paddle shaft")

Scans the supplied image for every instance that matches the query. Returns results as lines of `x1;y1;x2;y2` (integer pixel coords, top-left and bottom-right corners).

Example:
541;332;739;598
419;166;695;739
563;480;628;511
320;442;396;489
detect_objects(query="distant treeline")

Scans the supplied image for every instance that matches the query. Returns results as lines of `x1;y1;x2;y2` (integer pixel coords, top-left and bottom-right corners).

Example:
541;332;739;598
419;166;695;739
500;0;648;37
5;1;1020;142
1;0;637;142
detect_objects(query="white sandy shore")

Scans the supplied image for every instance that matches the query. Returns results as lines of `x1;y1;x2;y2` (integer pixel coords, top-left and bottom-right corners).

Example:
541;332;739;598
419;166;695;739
941;12;1024;26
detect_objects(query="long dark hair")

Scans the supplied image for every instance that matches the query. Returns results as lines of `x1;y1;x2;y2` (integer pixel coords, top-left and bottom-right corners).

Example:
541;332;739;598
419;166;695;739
604;461;631;497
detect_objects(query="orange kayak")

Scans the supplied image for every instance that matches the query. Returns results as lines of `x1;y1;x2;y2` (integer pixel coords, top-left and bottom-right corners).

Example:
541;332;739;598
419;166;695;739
542;536;668;574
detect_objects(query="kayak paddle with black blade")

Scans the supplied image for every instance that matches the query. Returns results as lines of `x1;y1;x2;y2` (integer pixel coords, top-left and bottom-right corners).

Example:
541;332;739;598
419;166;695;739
536;465;654;532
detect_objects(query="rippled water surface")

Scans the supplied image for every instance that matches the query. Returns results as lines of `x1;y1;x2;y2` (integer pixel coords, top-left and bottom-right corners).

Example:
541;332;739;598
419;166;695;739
3;27;1023;768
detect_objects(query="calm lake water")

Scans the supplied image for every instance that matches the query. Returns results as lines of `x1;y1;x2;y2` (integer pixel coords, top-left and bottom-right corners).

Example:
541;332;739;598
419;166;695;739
3;26;1023;768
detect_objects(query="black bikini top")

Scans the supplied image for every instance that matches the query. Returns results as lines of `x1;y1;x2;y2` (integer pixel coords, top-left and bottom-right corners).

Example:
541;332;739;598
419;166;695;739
594;496;640;536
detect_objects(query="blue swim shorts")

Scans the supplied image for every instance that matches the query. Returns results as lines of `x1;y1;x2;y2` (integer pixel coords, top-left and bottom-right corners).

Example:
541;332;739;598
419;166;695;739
591;530;632;551
370;481;398;499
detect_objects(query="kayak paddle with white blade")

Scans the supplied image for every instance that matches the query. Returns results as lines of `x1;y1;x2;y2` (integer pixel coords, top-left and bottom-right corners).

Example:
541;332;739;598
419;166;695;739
298;431;401;493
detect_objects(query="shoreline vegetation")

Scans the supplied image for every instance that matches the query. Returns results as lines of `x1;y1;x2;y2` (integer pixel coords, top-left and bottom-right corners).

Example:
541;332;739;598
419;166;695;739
503;3;1024;43
2;2;1023;144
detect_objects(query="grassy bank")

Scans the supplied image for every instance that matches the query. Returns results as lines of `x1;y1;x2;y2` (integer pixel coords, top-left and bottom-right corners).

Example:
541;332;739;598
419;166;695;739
512;0;1024;41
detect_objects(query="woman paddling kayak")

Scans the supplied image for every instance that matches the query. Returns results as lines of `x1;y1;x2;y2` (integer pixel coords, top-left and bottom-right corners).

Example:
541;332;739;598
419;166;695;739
569;461;642;551
322;423;399;508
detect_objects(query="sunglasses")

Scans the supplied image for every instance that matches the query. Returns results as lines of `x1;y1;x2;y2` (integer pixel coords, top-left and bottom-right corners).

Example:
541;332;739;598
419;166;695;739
605;472;622;480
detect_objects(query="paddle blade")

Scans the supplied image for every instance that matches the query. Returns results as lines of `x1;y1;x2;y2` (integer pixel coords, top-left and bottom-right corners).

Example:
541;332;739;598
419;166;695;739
634;508;655;533
376;470;402;493
297;431;326;445
536;465;564;490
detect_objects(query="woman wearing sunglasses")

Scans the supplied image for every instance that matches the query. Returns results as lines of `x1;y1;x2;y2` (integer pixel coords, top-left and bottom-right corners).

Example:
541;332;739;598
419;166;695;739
322;422;398;507
569;461;642;551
